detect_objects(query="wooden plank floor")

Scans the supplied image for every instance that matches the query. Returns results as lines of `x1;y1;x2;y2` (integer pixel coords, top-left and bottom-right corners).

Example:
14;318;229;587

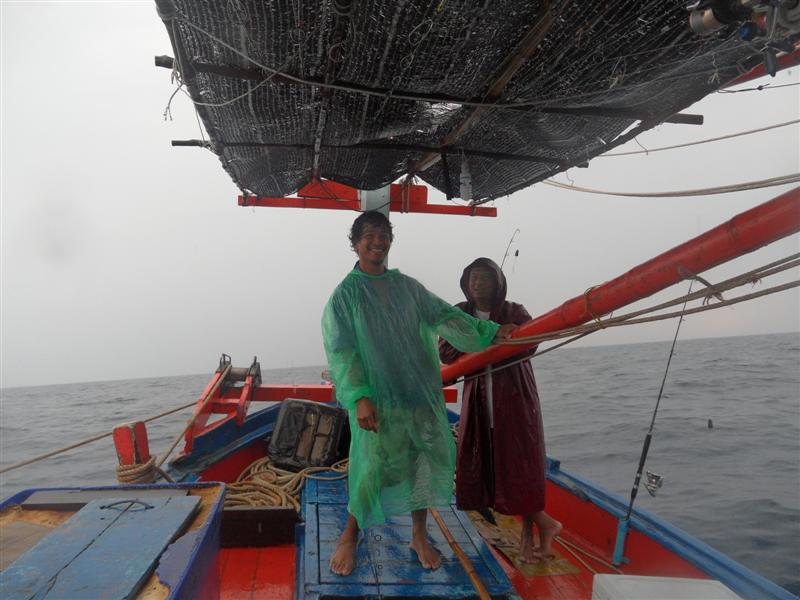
298;478;517;599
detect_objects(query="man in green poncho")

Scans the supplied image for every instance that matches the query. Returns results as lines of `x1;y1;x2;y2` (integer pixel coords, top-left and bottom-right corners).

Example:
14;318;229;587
322;211;514;575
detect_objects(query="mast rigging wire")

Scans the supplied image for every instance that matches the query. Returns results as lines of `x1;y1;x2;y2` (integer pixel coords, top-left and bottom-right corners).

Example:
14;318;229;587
599;119;799;157
542;173;800;197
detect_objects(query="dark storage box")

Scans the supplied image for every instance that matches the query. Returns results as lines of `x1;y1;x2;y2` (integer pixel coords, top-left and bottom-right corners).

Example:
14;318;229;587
268;399;348;471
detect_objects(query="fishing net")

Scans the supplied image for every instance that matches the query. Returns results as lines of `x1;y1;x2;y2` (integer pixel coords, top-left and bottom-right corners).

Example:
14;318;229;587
156;0;788;201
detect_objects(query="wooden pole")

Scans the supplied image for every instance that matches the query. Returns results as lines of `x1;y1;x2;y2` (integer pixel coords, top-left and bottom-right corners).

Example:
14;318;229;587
429;508;491;600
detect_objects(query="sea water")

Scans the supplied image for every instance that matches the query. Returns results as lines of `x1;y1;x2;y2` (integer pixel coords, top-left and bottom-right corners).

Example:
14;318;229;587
1;333;798;593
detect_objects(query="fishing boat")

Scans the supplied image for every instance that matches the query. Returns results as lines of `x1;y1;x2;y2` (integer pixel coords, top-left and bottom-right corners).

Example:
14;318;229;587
2;1;799;598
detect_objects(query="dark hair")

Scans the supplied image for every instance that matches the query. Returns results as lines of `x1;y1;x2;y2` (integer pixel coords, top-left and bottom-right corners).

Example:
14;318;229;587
349;211;394;248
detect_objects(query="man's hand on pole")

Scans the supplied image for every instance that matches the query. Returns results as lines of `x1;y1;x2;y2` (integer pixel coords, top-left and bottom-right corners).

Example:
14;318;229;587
493;324;516;342
356;397;379;432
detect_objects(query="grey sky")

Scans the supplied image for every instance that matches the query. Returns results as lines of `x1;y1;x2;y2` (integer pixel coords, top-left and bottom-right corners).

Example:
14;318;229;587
1;2;798;388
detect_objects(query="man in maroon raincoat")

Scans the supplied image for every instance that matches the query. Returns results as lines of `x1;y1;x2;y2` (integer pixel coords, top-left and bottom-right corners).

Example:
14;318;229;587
439;257;561;563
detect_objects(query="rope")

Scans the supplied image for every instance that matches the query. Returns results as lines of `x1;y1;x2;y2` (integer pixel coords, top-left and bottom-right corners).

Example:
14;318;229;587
718;81;800;93
447;253;800;385
497;279;799;346
0;400;199;476
0;364;231;479
224;456;348;511
180;61;290;108
157;364;232;468
116;456;174;484
543;173;800;197
600;119;800;157
554;535;623;574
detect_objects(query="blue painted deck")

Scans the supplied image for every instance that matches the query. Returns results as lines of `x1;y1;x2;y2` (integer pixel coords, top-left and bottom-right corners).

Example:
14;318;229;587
297;477;519;599
1;495;200;600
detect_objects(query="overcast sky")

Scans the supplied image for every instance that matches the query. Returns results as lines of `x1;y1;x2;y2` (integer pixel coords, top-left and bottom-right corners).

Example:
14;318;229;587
1;2;798;388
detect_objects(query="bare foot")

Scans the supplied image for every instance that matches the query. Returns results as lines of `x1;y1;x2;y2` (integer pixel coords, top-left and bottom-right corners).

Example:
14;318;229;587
535;516;562;558
330;515;359;576
330;536;358;575
410;536;442;570
519;528;541;564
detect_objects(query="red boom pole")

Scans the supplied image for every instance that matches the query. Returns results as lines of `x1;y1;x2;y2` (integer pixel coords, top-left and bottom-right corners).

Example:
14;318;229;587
441;187;800;382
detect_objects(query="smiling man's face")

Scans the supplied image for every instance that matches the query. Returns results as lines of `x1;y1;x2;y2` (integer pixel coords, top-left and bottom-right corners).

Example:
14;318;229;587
354;223;392;271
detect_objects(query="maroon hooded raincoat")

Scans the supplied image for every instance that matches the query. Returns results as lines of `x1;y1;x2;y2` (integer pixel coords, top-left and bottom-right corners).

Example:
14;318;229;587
439;257;547;515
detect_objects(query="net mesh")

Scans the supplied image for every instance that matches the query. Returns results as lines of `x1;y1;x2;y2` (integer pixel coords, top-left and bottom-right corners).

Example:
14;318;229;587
156;0;788;202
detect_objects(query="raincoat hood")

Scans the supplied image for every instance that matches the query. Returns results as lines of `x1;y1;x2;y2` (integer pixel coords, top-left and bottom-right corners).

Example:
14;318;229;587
459;257;507;310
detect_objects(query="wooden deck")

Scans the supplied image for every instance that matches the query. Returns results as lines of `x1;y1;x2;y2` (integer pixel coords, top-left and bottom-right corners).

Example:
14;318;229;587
216;476;621;600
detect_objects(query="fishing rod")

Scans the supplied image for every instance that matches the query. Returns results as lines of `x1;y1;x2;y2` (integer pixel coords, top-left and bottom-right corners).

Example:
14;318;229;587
612;280;693;566
500;228;520;270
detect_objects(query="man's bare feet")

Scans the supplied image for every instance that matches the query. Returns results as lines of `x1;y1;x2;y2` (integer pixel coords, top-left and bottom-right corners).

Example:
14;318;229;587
410;509;442;570
410;535;443;570
519;526;540;564
520;511;562;562
330;514;359;576
534;513;562;558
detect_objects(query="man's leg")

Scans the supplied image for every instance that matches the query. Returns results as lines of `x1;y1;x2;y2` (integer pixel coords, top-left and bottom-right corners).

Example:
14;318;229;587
519;511;562;563
410;509;442;570
330;513;359;575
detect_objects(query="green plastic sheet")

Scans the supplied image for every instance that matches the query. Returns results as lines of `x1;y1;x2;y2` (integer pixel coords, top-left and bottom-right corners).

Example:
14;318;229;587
322;268;499;528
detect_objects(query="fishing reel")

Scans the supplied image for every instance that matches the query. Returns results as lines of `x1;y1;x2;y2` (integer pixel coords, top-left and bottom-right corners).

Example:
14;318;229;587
645;471;664;497
687;1;800;78
688;0;800;38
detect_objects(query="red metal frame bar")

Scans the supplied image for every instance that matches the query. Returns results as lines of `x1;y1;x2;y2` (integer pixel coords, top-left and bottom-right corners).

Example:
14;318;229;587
238;179;497;217
724;45;800;88
441;187;800;382
182;382;459;453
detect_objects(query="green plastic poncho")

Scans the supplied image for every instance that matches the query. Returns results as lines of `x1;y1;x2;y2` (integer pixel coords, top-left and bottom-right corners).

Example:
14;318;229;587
322;267;500;528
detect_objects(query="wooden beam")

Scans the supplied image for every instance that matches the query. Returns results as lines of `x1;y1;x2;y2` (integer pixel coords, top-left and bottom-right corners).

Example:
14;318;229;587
171;139;565;167
414;1;560;172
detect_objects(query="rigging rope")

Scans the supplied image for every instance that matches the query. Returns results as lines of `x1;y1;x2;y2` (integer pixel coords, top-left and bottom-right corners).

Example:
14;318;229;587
542;173;800;197
718;81;800;93
445;254;800;385
0;400;199;476
599;119;799;157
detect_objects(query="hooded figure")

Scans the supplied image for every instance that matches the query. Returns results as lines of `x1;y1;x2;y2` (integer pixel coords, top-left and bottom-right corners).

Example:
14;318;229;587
439;257;547;517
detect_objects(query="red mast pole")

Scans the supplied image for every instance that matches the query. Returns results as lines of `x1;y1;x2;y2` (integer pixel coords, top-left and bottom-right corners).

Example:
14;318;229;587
441;187;800;383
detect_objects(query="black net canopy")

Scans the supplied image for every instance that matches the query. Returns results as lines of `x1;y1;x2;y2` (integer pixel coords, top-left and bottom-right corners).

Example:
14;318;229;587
155;0;796;203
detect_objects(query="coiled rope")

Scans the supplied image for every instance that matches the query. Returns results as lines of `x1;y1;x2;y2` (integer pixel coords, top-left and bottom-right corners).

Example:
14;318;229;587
224;457;348;511
115;456;174;484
